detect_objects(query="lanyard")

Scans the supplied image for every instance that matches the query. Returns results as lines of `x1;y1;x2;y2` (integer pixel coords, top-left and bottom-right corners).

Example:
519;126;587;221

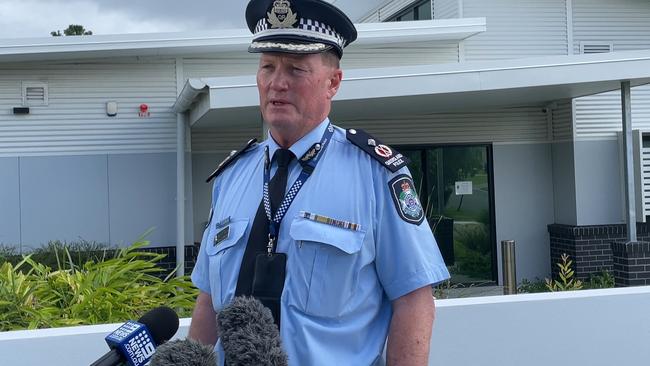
263;123;335;255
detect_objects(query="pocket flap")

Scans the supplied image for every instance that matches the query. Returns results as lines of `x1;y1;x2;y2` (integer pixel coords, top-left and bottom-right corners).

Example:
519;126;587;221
205;218;249;255
289;215;365;254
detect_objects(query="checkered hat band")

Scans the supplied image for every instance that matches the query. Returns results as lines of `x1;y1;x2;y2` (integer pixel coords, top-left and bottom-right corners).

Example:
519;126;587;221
250;41;330;52
254;17;346;48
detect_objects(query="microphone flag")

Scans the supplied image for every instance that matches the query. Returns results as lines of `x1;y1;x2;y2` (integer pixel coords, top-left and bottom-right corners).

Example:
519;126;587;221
104;320;157;366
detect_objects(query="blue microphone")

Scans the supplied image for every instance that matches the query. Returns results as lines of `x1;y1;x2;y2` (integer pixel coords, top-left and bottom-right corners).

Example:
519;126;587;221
90;306;179;366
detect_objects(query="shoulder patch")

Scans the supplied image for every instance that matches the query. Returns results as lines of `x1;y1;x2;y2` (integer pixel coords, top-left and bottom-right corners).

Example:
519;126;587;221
388;174;425;225
206;138;258;183
346;129;409;173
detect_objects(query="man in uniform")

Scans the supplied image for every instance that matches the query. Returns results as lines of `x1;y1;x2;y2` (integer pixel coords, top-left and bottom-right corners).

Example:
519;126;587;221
189;0;450;365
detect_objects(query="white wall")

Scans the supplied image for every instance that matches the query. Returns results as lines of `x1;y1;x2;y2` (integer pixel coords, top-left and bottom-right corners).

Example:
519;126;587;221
2;287;649;366
335;106;550;145
0;58;178;157
493;143;555;281
572;0;650;54
574;139;624;225
552;141;578;226
434;0;459;19
462;0;569;61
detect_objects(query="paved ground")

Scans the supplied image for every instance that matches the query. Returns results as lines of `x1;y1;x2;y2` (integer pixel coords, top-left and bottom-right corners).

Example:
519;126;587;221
437;285;505;299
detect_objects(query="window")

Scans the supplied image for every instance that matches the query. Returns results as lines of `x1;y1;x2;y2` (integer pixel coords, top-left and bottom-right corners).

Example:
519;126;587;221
22;81;48;106
398;144;497;284
388;0;432;22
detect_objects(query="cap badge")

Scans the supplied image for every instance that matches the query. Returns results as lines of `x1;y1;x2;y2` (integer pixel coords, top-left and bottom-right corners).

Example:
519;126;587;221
267;0;298;29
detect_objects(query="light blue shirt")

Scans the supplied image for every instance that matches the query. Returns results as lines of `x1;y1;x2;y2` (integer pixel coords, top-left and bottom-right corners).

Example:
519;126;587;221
192;118;450;365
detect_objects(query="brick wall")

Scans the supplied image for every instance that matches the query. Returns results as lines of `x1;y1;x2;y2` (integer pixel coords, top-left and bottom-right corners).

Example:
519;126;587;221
612;241;650;286
548;223;650;284
140;244;200;278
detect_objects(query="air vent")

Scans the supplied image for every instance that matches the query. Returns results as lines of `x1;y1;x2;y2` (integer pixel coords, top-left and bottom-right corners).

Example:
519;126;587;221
22;82;48;106
579;42;613;54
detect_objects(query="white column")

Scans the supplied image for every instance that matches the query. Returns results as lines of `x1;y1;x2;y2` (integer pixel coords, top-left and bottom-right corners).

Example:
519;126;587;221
176;112;187;277
621;81;636;242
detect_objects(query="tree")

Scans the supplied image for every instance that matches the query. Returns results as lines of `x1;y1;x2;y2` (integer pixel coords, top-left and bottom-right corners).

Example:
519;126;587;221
51;24;93;36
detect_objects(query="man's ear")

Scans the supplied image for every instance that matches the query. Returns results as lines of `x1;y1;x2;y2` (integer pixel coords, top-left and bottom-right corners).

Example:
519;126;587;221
327;69;343;99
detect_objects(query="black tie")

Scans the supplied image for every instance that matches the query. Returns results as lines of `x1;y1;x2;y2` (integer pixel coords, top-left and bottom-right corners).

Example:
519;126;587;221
235;148;294;301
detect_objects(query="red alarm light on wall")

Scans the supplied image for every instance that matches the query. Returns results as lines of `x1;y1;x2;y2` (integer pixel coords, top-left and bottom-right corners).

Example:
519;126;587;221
139;103;150;118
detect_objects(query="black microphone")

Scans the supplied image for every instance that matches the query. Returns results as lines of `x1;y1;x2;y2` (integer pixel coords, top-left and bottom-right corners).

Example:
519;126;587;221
90;306;179;366
217;296;288;366
149;338;217;366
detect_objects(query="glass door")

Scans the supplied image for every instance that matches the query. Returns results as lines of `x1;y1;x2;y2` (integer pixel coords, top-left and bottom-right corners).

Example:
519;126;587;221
401;145;496;284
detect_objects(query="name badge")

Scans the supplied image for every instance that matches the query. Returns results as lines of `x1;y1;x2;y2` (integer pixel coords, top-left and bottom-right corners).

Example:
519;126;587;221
214;226;230;246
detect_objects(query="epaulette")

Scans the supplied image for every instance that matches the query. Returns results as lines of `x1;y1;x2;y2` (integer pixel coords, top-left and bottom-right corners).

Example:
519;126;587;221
206;138;258;183
346;128;410;173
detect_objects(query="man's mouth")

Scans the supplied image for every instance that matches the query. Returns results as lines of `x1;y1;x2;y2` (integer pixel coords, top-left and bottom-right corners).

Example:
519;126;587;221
270;99;289;106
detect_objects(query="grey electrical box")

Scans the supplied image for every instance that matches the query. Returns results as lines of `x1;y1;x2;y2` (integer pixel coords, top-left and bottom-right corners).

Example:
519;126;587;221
106;101;118;117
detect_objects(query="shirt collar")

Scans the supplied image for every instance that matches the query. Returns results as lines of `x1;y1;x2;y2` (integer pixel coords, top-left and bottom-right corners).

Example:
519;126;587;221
267;118;330;162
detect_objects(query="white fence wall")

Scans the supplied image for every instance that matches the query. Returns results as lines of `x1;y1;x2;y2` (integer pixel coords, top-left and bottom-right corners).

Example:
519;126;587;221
1;287;648;366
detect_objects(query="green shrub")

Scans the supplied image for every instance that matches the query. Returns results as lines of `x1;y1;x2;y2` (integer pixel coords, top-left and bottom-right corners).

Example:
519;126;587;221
517;278;548;293
18;240;119;270
584;270;615;289
0;239;198;331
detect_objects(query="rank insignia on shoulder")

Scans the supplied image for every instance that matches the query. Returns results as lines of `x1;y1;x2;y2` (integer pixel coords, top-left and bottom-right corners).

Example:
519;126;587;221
206;138;258;183
346;129;410;173
389;174;425;225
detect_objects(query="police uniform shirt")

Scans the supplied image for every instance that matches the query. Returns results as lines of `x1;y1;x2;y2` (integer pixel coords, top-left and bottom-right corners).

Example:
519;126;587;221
192;118;450;365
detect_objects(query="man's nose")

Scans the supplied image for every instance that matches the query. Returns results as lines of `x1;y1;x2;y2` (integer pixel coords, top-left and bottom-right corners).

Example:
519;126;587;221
268;70;290;91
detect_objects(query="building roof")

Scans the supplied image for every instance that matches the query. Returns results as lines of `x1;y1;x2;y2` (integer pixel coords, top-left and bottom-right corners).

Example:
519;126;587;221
176;49;650;129
0;18;485;62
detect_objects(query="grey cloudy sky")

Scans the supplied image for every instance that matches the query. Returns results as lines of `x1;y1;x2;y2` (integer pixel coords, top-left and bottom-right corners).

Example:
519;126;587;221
0;0;382;39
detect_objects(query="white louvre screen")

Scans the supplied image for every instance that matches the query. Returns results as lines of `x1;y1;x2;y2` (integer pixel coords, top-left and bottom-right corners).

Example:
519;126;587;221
632;130;650;222
580;42;613;54
22;82;48;106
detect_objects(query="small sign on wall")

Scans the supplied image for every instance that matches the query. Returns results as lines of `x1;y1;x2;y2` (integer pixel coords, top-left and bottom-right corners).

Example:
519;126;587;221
455;181;473;195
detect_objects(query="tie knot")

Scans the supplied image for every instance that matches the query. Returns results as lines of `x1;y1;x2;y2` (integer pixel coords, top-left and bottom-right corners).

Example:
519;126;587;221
274;149;294;169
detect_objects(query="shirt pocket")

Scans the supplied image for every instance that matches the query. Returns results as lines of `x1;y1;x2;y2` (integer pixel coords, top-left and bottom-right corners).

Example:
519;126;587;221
205;217;249;307
288;215;366;318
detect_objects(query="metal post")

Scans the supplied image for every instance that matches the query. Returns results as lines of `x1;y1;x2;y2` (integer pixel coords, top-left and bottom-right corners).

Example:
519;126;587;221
501;240;517;295
621;80;637;242
176;112;186;277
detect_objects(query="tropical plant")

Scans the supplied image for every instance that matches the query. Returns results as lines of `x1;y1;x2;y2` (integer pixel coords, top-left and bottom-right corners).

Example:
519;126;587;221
0;238;198;331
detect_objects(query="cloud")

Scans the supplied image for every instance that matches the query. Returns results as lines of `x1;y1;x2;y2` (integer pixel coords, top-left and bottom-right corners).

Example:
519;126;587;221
0;0;243;39
0;0;380;39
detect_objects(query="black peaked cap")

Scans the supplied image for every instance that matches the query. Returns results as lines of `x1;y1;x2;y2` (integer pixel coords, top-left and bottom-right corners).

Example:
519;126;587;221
246;0;358;58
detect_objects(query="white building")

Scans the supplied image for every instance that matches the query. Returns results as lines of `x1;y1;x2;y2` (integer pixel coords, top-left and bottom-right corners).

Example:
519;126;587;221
1;0;650;284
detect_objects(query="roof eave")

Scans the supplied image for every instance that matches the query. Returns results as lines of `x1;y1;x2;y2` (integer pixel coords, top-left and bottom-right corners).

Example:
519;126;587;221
0;18;486;62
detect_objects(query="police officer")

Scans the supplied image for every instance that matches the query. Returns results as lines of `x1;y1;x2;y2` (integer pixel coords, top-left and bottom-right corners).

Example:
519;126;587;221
189;0;450;365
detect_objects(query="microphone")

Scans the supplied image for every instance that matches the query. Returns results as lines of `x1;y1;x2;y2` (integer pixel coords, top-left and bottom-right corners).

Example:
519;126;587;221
90;306;179;366
149;338;217;366
217;296;288;366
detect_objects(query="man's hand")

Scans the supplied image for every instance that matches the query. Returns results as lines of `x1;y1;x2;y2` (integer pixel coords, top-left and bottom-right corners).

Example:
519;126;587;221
386;286;435;366
188;292;219;346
